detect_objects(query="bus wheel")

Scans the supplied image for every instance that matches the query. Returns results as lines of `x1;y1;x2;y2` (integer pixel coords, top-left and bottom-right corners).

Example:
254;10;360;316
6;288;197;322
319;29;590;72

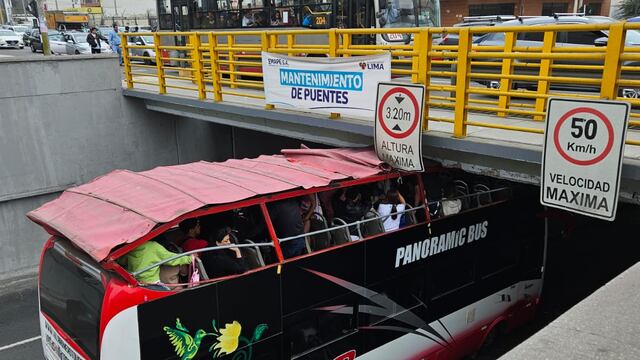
478;322;505;356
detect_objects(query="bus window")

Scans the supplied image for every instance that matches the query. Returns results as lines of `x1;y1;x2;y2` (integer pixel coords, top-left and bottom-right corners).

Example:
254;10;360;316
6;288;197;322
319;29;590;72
40;239;106;359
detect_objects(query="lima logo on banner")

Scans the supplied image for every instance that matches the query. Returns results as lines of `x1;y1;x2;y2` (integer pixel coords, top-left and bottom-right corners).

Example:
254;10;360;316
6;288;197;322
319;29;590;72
261;52;391;119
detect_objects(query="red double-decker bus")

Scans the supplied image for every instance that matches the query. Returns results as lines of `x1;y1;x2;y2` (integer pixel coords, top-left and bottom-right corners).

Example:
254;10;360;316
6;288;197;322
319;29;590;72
31;147;545;360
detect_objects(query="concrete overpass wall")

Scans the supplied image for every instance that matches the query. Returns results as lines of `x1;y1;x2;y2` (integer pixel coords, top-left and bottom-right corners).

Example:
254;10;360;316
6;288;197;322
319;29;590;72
0;55;232;285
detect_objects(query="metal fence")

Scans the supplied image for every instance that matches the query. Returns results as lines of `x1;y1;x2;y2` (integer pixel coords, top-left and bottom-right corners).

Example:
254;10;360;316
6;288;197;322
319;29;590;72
121;23;640;146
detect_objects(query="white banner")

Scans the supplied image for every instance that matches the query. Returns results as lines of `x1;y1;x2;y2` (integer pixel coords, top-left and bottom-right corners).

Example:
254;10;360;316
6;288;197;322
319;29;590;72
261;52;391;118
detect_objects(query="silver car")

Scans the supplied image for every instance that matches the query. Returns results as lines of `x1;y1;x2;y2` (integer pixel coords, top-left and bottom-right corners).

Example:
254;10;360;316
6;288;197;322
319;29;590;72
127;34;156;64
49;32;112;55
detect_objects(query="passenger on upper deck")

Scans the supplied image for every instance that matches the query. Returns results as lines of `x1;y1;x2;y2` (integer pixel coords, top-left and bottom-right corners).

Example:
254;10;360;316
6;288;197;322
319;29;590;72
376;188;406;232
121;239;192;286
202;227;248;277
179;218;208;253
268;198;306;258
334;187;371;235
441;184;462;217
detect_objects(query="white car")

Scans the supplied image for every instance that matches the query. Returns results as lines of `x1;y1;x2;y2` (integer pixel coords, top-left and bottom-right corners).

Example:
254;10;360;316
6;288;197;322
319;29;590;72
2;24;30;39
0;30;24;49
49;32;112;55
127;34;155;64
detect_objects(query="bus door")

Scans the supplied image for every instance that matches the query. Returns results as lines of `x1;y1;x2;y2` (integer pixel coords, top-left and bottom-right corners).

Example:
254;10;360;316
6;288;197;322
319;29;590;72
171;0;192;31
136;266;283;359
346;0;376;45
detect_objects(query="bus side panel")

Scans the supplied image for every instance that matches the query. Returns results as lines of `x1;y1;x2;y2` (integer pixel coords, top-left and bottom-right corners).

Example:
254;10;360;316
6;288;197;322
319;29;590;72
358;201;538;359
280;240;366;359
136;267;282;359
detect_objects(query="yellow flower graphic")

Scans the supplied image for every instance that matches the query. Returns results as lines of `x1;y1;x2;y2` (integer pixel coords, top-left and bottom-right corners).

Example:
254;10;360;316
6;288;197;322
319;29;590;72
212;321;242;357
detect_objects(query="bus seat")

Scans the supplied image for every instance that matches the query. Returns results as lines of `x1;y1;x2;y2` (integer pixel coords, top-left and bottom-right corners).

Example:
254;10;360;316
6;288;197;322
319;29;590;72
361;210;384;237
330;218;351;246
403;204;417;226
473;184;492;206
308;213;331;251
240;239;265;269
195;256;209;280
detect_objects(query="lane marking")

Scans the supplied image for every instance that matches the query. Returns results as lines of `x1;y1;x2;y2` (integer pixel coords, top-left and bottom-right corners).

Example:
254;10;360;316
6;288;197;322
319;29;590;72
0;336;41;352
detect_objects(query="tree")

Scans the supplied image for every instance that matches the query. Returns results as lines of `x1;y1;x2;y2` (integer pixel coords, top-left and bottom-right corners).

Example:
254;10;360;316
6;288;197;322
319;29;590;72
616;0;640;19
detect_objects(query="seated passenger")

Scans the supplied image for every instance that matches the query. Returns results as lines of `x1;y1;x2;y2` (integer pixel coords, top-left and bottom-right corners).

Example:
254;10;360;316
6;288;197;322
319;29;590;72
441;185;462;217
159;265;184;290
123;239;192;286
268;198;306;258
202;227;248;277
377;188;406;232
179;218;208;253
334;187;371;237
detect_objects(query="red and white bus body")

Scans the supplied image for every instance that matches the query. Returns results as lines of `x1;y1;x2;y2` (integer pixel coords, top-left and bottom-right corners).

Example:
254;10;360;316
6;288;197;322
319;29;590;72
31;148;544;360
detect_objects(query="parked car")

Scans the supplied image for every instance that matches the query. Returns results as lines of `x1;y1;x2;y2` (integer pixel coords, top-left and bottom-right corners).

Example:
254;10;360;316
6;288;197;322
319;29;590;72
97;26;113;43
0;29;24;49
127;34;156;64
1;24;30;39
435;15;515;46
30;29;59;52
25;28;40;48
49;31;113;55
473;15;640;96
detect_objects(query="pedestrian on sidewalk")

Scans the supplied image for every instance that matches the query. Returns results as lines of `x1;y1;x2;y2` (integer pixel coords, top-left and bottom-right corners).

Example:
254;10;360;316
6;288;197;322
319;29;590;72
108;23;123;65
87;27;102;54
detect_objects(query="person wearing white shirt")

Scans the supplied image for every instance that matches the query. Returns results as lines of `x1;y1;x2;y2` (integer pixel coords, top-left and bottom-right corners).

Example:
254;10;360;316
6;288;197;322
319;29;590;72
376;189;406;232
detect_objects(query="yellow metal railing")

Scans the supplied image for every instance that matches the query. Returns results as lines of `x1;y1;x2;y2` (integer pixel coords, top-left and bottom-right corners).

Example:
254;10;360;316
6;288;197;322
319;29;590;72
121;23;640;146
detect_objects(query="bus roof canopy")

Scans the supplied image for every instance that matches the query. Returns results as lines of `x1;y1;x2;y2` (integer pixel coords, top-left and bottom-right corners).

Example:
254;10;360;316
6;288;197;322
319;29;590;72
27;148;386;262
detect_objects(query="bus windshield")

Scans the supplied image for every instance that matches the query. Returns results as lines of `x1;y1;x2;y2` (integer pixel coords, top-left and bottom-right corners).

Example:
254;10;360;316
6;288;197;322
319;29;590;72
377;0;440;28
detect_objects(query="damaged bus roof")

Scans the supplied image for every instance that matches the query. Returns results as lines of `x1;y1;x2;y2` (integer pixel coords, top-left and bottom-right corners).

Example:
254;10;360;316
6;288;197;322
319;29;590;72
27;148;387;262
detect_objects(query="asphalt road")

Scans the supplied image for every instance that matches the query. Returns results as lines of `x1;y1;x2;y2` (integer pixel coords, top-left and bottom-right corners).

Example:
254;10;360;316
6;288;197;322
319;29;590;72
0;46;44;59
0;284;43;359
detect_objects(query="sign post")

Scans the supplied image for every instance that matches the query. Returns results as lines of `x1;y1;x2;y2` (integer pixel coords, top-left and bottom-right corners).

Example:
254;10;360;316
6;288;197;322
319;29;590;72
541;98;630;221
374;82;425;172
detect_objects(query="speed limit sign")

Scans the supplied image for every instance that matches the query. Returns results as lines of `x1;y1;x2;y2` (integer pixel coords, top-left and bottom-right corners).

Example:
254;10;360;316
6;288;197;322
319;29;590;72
541;98;630;220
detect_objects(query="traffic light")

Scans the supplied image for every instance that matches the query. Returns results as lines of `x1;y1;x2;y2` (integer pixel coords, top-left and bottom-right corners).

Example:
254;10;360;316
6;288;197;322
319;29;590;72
27;0;39;18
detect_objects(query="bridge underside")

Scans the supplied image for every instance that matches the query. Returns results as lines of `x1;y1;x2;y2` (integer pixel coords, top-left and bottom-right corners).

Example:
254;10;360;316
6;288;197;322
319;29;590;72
124;89;640;205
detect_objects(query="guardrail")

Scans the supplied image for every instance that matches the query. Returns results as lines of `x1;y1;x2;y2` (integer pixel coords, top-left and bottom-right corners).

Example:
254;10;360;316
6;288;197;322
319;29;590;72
121;23;640;146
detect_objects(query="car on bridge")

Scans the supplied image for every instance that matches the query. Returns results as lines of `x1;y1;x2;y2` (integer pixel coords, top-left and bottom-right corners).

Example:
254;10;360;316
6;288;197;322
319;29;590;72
472;15;640;97
435;15;515;46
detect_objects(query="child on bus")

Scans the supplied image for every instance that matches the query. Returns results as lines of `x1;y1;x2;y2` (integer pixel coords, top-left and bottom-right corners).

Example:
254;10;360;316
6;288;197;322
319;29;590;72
121;237;192;287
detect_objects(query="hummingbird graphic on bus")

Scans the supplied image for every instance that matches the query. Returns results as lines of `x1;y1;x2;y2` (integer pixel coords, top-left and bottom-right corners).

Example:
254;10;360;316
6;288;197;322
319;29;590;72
163;318;268;360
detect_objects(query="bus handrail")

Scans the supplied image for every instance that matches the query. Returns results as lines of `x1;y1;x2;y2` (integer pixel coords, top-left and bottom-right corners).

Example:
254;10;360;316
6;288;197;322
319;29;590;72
131;242;274;277
278;204;426;243
132;187;510;279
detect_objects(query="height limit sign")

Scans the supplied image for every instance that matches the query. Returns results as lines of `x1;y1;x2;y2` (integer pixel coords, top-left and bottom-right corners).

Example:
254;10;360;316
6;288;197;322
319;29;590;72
541;98;629;221
374;82;425;172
